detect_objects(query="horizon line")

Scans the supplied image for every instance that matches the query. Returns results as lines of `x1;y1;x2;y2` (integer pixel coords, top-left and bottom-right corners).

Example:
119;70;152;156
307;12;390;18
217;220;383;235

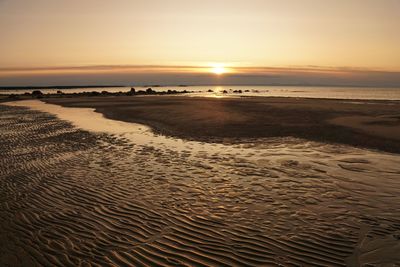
1;64;400;74
1;84;400;90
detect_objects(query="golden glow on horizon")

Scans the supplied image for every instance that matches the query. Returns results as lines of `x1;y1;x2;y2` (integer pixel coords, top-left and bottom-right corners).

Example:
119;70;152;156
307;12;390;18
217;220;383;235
0;64;398;80
211;64;228;75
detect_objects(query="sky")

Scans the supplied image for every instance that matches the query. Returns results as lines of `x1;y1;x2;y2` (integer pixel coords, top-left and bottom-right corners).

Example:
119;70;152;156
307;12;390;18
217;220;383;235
0;0;400;87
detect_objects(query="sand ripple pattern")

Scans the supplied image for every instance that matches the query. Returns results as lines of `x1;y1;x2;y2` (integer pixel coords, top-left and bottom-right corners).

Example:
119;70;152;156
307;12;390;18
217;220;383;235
1;105;400;266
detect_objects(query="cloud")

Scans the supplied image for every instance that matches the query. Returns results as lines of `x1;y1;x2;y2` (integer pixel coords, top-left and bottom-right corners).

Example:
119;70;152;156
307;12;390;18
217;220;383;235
1;65;400;87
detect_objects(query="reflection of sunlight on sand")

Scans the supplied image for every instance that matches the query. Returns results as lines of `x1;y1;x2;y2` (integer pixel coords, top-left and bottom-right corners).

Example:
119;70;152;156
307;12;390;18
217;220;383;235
201;86;241;98
215;86;223;93
5;100;261;156
6;100;240;155
208;94;227;99
7;100;147;134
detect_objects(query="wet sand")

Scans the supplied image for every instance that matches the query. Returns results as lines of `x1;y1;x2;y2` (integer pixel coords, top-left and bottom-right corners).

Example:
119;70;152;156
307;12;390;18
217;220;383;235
1;100;400;266
44;96;400;153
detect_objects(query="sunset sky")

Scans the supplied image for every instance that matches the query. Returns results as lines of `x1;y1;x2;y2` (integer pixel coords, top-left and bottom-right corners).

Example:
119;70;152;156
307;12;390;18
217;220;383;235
1;0;400;86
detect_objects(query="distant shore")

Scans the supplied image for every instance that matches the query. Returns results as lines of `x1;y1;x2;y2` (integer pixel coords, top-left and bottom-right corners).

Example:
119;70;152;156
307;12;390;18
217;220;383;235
29;95;400;154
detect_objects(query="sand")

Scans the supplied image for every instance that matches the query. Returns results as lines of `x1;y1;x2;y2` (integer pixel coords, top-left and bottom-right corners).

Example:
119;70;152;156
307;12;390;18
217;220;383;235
1;98;400;266
43;96;400;153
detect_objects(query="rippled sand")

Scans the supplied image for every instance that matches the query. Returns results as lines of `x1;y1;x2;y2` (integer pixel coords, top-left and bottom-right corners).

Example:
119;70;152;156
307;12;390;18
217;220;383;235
1;101;400;266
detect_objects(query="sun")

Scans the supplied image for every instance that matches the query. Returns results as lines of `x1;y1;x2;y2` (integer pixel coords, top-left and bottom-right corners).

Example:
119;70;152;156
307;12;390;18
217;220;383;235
212;66;226;75
210;64;227;75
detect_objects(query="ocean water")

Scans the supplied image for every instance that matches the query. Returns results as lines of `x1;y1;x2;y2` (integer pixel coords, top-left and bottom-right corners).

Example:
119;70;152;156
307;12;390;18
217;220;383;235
1;85;400;100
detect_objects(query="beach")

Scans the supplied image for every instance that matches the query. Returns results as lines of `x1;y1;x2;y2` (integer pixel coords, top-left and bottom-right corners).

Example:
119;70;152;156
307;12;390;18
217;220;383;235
45;96;400;153
1;97;400;266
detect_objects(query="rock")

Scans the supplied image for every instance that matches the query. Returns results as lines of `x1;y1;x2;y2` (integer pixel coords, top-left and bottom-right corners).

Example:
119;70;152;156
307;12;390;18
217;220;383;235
32;90;43;96
89;91;101;96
